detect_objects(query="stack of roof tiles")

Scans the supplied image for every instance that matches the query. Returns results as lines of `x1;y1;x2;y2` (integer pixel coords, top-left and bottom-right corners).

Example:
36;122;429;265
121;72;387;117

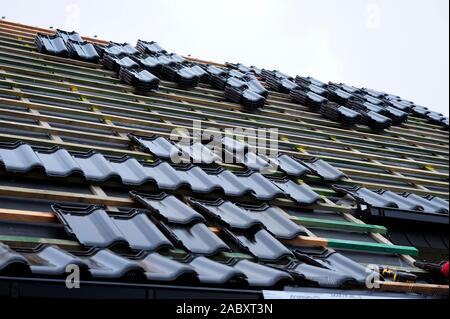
0;20;448;299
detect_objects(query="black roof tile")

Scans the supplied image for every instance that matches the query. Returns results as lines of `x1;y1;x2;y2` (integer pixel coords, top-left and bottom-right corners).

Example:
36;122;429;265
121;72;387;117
55;29;83;43
131;192;205;225
190;199;264;230
0;243;29;274
275;154;311;177
0;142;319;203
138;253;197;282
66;40;100;63
301;158;346;182
334;185;449;215
35;147;83;177
52;205;173;251
233;259;293;287
79;249;145;279
103;42;140;57
136;40;167;55
285;262;357;288
233;171;285;201
225;229;292;262
160;222;230;256
239;204;307;240
0;142;42;173
270;179;322;205
119;67;160;92
188;256;245;284
129;134;182;160
34;33;69;57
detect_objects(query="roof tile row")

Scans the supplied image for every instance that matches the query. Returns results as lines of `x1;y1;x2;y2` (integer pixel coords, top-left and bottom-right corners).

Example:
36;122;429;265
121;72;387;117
0;142;322;204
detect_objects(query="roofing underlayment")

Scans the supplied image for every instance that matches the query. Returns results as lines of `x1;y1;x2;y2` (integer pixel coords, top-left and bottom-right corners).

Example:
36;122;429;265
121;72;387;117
0;19;448;299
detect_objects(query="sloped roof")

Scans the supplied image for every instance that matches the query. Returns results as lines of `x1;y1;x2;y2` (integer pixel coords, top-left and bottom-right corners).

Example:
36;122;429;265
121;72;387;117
0;19;448;299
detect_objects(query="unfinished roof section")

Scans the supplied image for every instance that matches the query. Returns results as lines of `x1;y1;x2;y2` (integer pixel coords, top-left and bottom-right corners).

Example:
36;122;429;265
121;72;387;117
0;19;448;299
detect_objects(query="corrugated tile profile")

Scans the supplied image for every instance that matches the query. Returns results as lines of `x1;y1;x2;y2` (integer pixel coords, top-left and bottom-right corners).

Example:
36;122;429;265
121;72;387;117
1;142;318;202
52;205;173;251
131;135;344;182
189;199;264;230
224;229;293;262
22;245;90;276
1;242;298;287
275;154;311;177
18;245;145;279
287;248;375;288
300;158;346;182
188;256;246;285
334;185;449;215
137;253;198;282
190;199;306;239
35;33;69;57
130;192;205;225
232;259;293;287
270;178;322;205
159;222;231;256
0;243;30;274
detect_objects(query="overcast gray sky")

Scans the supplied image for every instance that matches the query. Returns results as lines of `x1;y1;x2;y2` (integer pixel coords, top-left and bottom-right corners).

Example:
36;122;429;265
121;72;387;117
2;0;449;115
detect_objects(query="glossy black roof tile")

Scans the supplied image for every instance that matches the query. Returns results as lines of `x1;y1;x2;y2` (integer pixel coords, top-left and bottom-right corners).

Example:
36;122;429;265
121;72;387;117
35;147;83;177
129;134;181;160
174;164;221;193
234;150;273;172
135;55;163;73
66;40;100;63
0;242;29;273
290;89;328;111
80;249;146;279
0;142;42;173
334;185;449;215
160;222;230;256
0;142;316;202
203;168;253;197
72;152;120;182
161;64;199;88
426;196;450;213
225;229;292;262
119;67;160;92
275;154;311;177
130;134;218;165
178;142;220;165
136;40;167;55
55;29;83;43
188;256;245;284
233;259;293;287
53;205;173;251
235;171;285;201
295;76;327;88
292;249;373;287
23;245;88;276
103;54;139;72
107;156;154;186
271;179;322;205
402;193;449;214
103;42;140;57
190;199;264;230
285;262;357;288
301;158;346;182
138;253;197;282
131;192;205;225
240;204;307;240
138;160;188;190
333;185;398;208
34;33;69;57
